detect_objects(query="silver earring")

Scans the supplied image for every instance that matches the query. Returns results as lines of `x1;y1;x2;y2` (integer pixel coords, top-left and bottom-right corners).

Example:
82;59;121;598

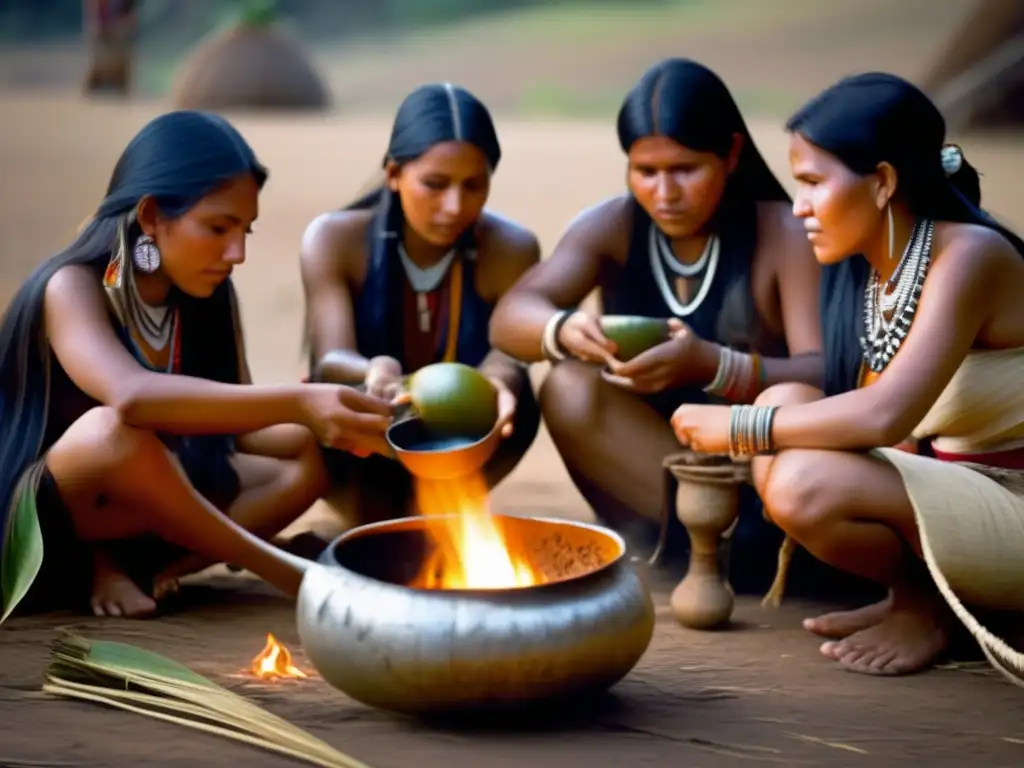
133;234;161;274
886;204;895;261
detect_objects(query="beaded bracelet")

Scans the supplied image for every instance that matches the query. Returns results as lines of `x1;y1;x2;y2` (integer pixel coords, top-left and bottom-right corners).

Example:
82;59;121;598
704;347;767;403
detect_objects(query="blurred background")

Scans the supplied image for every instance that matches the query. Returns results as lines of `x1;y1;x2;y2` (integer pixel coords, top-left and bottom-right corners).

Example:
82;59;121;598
2;0;1018;117
0;0;1021;517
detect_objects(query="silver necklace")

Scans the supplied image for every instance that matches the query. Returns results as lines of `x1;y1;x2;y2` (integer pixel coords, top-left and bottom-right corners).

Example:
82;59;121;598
648;224;720;317
398;243;456;333
125;273;173;348
859;218;934;373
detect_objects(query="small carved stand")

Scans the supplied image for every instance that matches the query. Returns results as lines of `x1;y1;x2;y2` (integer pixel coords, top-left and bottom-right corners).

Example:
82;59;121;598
660;450;751;630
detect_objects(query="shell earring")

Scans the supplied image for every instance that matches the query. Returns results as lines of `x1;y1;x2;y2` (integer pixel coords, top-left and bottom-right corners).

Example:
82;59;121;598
133;234;161;274
886;204;895;261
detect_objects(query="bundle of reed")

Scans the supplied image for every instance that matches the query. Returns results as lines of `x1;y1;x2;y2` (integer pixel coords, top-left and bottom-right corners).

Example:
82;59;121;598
42;632;370;768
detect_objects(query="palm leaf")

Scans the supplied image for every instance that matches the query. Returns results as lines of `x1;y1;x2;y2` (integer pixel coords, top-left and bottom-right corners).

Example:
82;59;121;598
1;462;46;623
43;632;371;768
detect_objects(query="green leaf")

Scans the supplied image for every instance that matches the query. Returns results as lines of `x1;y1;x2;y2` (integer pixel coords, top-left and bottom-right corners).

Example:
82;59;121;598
55;634;216;690
45;633;373;768
1;465;45;624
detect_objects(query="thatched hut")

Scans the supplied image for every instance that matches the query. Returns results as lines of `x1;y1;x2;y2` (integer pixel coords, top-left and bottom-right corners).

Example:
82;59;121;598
171;1;330;112
923;0;1024;132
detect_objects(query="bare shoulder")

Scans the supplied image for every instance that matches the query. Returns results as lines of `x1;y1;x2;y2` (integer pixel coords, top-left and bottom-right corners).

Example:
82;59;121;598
756;200;810;256
477;210;541;265
474;211;542;297
553;194;634;264
565;194;633;238
45;262;103;307
934;221;1022;278
299;208;374;282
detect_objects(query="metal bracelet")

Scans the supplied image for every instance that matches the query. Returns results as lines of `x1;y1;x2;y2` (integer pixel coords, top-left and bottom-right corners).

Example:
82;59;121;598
703;345;730;395
707;347;757;402
541;310;570;362
728;404;778;460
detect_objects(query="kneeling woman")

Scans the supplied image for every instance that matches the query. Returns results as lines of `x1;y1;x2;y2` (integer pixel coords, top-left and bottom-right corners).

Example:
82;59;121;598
489;58;823;567
0;111;392;621
672;73;1024;681
301;83;542;523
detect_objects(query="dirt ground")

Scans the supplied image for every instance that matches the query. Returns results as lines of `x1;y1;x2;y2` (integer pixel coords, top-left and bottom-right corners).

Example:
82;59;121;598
3;2;1024;765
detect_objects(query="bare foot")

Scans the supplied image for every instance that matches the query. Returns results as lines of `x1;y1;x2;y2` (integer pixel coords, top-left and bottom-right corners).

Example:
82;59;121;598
803;593;893;639
91;557;157;618
819;586;949;676
151;553;215;598
152;573;181;601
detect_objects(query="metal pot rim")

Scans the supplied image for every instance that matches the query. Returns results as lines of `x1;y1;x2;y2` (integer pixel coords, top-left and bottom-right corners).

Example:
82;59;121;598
320;513;628;597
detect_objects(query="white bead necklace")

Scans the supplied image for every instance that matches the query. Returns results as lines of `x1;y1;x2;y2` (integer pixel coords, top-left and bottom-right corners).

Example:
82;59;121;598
648;223;720;317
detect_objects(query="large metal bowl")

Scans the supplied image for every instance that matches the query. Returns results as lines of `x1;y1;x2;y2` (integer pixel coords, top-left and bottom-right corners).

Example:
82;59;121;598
295;513;655;716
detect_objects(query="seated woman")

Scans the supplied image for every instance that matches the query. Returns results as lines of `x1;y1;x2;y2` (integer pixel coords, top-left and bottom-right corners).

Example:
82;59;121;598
671;72;1024;681
0;110;393;622
489;58;824;578
301;83;542;524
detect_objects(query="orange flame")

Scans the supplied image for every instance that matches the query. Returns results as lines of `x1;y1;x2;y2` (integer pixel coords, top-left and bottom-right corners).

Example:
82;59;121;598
411;472;543;590
251;633;307;680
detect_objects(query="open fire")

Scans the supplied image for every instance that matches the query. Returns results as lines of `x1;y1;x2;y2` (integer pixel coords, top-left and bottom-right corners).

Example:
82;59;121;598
251;633;307;681
411;472;545;590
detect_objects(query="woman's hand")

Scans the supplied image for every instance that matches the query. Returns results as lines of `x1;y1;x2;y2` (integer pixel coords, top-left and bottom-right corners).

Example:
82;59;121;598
670;403;732;454
488;376;518;438
364;355;404;401
556;311;619;366
299;384;394;457
606;319;713;395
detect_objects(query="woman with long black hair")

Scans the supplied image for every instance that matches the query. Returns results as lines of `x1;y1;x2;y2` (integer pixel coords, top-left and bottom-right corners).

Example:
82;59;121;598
672;72;1024;681
301;83;542;524
0;110;392;621
489;58;824;574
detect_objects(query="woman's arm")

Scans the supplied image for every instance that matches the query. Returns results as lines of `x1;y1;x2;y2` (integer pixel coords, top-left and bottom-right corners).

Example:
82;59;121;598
488;198;629;362
477;221;542;394
44;265;309;435
770;226;1012;450
299;212;371;384
759;202;825;389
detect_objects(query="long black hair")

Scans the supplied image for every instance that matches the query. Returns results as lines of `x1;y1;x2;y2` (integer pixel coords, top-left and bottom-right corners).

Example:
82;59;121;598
616;57;791;208
339;83;502;361
786;72;1024;394
0;110;268;589
612;58;792;342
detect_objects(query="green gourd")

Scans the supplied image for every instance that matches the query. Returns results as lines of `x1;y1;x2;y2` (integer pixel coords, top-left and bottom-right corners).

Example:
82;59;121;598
406;362;499;440
600;315;671;362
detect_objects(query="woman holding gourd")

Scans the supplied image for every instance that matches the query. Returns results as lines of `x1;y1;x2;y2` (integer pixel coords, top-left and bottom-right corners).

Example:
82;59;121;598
489;58;826;583
301;83;542;523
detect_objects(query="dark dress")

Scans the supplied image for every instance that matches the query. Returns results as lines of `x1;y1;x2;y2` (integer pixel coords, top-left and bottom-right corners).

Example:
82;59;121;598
1;262;243;620
600;199;870;599
317;213;540;522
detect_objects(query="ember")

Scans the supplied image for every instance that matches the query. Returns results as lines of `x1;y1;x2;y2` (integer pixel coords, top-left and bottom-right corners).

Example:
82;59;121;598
251;633;307;680
411;472;544;590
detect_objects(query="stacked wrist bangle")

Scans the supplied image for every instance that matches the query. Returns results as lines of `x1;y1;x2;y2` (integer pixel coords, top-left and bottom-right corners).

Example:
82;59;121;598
728;404;778;461
704;345;767;402
541;309;572;362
